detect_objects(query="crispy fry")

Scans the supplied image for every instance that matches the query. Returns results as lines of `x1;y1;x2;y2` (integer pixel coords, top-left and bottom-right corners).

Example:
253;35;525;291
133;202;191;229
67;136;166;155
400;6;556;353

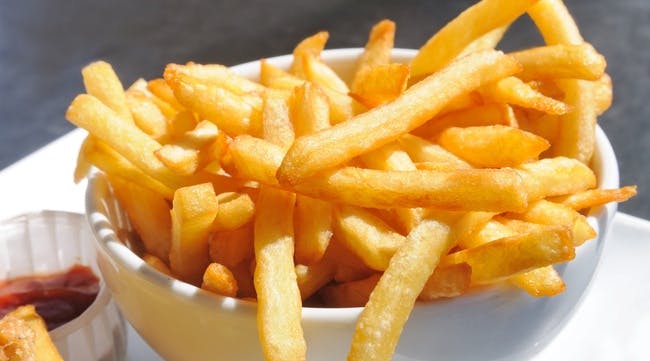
211;192;256;231
290;31;329;78
303;54;349;94
442;225;575;284
208;225;254;269
480;76;571;115
349;63;410;108
295;257;335;300
262;89;294;150
459;25;509;56
506;200;596;246
509;265;565;297
410;0;537;78
253;188;305;361
418;262;472;300
517;156;596;201
413;103;512;139
529;0;598;163
351;19;395;91
82;60;134;123
551;185;637;211
335;205;406;271
438;125;550;167
290;82;330;137
169;183;219;285
66;94;243;193
165;72;261;136
125;90;169;140
278;51;522;184
511;43;606;81
348;219;453;361
294;195;333;265
166;63;265;96
201;262;239;298
143;254;173;276
110;176;172;262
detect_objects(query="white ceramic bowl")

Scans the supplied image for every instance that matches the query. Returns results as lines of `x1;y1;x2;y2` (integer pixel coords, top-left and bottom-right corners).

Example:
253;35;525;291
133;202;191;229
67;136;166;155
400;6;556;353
0;210;127;361
86;48;619;361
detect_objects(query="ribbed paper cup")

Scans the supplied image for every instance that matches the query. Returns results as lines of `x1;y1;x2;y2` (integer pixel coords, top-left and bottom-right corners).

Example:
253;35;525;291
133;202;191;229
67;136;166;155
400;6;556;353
0;210;127;361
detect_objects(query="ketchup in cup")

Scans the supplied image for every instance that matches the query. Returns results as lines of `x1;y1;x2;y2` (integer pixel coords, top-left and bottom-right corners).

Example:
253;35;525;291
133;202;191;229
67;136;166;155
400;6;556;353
0;264;100;330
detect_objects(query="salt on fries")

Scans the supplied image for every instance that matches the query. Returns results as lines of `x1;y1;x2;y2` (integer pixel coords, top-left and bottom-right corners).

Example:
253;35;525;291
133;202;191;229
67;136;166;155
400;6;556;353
66;0;636;360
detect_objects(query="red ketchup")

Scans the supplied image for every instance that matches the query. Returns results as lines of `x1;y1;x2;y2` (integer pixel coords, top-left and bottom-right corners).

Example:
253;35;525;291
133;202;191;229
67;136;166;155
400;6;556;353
0;264;100;330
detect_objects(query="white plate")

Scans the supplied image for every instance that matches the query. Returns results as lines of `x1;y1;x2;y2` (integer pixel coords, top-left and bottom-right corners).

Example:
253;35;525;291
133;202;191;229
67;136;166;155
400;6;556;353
2;129;649;360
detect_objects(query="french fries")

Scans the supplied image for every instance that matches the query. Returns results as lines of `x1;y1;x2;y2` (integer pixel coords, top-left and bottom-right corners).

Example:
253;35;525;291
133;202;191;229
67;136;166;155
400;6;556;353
66;2;636;360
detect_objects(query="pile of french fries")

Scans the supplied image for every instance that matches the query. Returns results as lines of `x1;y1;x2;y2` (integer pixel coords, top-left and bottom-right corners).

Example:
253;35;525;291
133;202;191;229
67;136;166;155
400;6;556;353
66;0;637;360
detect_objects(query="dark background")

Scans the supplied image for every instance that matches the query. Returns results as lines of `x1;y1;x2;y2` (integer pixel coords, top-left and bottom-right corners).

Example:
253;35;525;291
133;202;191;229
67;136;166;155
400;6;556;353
1;0;648;219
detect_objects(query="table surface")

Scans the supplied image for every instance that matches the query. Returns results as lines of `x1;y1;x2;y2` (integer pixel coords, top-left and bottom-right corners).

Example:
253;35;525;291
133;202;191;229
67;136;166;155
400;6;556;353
1;0;648;219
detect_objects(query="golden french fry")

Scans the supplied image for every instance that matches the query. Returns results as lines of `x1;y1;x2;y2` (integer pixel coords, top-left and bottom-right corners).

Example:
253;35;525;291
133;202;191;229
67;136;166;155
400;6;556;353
80;135;175;199
551;185;638;211
360;142;423;231
511;43;606;81
0;305;64;361
82;60;134;123
202;262;239;298
397;134;471;169
327;237;375;283
529;0;597;163
410;0;537;78
294;195;333;265
154;144;200;176
165;72;261;136
418;262;472;301
168;110;198;140
335;205;405;271
170;183;219;285
442;225;575;284
438;125;550;168
212;192;256;231
290;82;330;136
461;219;516;249
480;76;571;115
452;211;498;248
261;59;304;90
517;156;596;201
413;103;511;139
349;63;410;108
303;54;349;94
348;219;453;361
209;224;254;269
230;260;257;299
459;25;509;56
290;31;329;78
110;175;172;262
228;135;284;184
147;78;185;110
125;90;169;140
182;120;221;148
593;73;613;116
66;94;243;193
166;63;265;96
73;135;94;183
295;257;335;301
260;60;359;124
509;265;565;297
320;273;381;307
143;254;173;276
253;188;305;361
351;19;395;92
506;200;596;246
295;167;528;211
262;89;294;150
278;50;522;185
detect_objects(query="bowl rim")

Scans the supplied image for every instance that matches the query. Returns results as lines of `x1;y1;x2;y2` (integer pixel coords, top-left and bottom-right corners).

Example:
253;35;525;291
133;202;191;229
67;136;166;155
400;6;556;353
85;48;620;324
